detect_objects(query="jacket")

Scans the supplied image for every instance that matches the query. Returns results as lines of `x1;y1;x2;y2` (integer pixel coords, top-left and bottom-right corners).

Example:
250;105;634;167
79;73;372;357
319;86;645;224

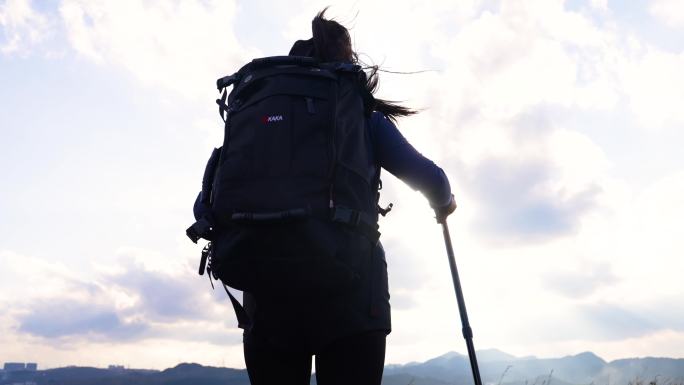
232;111;452;352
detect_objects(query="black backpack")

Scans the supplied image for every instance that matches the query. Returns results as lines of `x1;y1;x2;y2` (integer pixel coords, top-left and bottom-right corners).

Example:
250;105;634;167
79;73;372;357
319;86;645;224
186;56;384;325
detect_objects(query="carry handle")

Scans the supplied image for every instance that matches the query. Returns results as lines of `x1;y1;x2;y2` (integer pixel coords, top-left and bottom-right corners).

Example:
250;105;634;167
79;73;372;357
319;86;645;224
217;56;355;91
231;208;310;223
216;74;238;91
217;56;319;90
250;55;318;68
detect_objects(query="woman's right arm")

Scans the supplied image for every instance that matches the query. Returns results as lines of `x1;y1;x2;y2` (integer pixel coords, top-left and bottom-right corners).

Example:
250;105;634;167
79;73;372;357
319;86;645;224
370;112;454;211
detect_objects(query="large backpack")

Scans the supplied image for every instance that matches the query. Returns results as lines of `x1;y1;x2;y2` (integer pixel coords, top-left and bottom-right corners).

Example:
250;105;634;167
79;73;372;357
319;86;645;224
186;56;382;323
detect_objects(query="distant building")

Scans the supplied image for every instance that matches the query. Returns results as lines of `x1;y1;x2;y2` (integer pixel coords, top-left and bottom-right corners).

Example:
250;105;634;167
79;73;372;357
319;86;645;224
2;362;37;372
108;365;125;371
3;362;25;371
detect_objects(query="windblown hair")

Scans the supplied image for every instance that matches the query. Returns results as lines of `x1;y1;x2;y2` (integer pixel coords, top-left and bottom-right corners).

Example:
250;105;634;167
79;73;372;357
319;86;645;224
290;8;418;123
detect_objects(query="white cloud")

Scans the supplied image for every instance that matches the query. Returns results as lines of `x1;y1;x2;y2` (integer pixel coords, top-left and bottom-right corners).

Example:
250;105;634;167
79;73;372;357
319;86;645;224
0;0;49;54
618;46;684;128
59;0;258;99
542;262;618;298
412;0;619;241
430;0;621;128
589;0;609;11
0;248;239;344
650;0;684;28
616;171;684;300
0;250;95;304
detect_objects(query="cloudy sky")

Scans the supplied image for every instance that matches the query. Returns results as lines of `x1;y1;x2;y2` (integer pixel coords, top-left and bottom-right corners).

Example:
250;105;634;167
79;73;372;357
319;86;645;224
2;0;684;371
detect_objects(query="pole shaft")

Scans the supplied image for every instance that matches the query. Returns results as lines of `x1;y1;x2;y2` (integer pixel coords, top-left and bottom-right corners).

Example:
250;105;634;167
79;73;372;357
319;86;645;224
442;222;483;385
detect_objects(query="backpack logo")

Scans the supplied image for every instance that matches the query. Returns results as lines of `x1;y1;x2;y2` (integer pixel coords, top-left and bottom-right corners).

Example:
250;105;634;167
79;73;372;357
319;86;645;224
261;115;284;124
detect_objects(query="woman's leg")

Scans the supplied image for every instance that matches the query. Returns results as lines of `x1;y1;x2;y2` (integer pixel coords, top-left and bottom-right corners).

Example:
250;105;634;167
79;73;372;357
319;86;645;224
314;331;387;385
243;331;313;385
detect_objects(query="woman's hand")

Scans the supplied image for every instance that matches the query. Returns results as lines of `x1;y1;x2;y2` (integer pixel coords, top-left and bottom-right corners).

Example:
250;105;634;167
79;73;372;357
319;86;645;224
435;194;457;224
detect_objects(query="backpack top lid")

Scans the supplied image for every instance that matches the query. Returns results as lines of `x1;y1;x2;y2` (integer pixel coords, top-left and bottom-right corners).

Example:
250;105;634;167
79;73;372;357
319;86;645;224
216;56;362;92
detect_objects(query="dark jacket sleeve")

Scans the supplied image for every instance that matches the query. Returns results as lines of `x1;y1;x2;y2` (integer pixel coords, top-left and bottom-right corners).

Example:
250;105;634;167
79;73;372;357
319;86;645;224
370;112;452;208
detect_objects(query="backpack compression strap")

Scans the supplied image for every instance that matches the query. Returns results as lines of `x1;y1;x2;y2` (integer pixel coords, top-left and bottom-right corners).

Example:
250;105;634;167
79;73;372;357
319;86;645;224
223;284;251;330
186;147;222;243
197;242;252;329
217;207;380;243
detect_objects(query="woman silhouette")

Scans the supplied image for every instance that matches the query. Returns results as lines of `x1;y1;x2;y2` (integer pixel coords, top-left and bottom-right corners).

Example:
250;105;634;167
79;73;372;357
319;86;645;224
238;9;457;385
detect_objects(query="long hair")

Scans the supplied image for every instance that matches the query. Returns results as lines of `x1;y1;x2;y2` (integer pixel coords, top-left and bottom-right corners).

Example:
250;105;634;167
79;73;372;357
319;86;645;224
289;8;418;124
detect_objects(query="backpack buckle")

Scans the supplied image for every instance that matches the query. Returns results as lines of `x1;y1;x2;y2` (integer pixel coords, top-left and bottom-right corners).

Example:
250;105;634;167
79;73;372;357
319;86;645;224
331;207;361;227
378;202;394;217
350;210;361;227
331;207;381;243
186;217;214;243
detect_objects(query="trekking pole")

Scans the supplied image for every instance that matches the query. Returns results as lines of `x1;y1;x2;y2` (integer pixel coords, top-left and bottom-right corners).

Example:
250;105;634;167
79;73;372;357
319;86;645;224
441;220;483;385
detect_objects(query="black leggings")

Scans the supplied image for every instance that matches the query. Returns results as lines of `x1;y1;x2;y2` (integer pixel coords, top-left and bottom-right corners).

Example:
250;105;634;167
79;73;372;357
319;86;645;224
243;330;386;385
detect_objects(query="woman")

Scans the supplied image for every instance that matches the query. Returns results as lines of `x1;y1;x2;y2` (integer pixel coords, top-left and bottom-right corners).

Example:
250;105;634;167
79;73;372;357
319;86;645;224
239;9;456;385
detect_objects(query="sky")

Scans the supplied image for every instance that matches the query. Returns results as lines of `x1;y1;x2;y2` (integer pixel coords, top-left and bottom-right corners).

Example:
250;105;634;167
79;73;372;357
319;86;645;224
1;0;684;371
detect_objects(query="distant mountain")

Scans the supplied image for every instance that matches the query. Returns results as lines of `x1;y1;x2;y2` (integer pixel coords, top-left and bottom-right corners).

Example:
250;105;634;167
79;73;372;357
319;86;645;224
157;363;249;385
481;351;606;384
477;349;519;363
385;351;472;385
384;350;683;385
0;364;249;385
2;351;683;385
600;357;684;385
381;373;453;385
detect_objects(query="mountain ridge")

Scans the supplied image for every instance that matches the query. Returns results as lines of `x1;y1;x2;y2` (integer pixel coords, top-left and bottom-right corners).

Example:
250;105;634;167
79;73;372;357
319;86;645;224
3;350;684;385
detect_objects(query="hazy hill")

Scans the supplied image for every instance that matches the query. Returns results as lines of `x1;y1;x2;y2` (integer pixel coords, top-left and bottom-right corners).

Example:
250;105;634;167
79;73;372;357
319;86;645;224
384;350;682;385
0;364;249;385
2;350;683;385
598;357;684;385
